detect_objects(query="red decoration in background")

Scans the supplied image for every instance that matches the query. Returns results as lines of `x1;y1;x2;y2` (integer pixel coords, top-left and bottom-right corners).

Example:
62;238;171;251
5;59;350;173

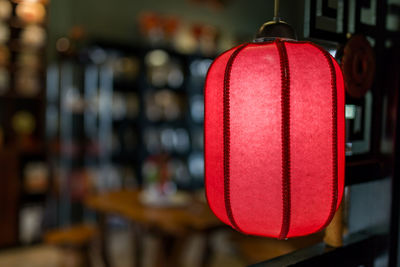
205;40;345;239
341;34;375;98
139;12;162;34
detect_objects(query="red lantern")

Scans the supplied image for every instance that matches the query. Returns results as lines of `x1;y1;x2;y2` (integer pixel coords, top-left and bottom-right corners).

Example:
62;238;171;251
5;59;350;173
204;38;345;238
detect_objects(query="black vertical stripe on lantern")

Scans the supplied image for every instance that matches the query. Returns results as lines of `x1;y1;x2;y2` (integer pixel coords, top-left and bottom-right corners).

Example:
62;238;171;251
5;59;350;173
223;43;248;232
276;39;292;240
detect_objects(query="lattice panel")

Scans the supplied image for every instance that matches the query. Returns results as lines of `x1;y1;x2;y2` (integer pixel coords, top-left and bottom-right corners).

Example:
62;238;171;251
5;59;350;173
306;0;400;43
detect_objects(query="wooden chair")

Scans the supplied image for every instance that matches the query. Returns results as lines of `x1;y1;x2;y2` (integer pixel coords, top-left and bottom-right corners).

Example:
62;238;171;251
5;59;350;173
44;224;97;267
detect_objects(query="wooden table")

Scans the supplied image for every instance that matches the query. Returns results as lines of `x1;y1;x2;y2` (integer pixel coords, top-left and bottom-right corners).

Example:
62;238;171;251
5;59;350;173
85;190;223;267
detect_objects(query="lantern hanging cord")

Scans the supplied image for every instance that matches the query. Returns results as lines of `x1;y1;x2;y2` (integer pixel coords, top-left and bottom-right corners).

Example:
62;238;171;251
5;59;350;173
274;0;280;21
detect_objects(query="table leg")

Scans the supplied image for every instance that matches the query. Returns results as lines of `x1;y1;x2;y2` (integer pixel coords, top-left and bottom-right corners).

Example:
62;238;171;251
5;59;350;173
80;244;91;267
201;230;214;267
154;233;180;267
98;213;111;267
132;223;144;267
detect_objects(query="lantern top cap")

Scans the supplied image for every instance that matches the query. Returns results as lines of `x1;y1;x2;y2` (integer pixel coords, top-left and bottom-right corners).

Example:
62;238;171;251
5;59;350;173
254;19;298;42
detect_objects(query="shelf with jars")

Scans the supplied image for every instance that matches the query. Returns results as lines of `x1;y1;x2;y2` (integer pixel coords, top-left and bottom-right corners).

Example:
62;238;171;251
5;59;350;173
0;0;49;247
44;37;215;225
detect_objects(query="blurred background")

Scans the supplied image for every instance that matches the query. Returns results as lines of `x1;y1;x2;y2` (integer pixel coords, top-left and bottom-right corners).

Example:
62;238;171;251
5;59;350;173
0;0;399;266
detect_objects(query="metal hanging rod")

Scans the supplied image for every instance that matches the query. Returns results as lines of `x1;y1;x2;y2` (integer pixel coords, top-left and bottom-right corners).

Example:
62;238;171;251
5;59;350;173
274;0;280;19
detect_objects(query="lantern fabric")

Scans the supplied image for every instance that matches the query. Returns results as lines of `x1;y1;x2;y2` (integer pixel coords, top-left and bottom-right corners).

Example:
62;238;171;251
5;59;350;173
204;39;345;239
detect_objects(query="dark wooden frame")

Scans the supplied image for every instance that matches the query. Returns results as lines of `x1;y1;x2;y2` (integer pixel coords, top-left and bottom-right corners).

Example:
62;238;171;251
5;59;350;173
253;0;400;265
250;230;388;267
